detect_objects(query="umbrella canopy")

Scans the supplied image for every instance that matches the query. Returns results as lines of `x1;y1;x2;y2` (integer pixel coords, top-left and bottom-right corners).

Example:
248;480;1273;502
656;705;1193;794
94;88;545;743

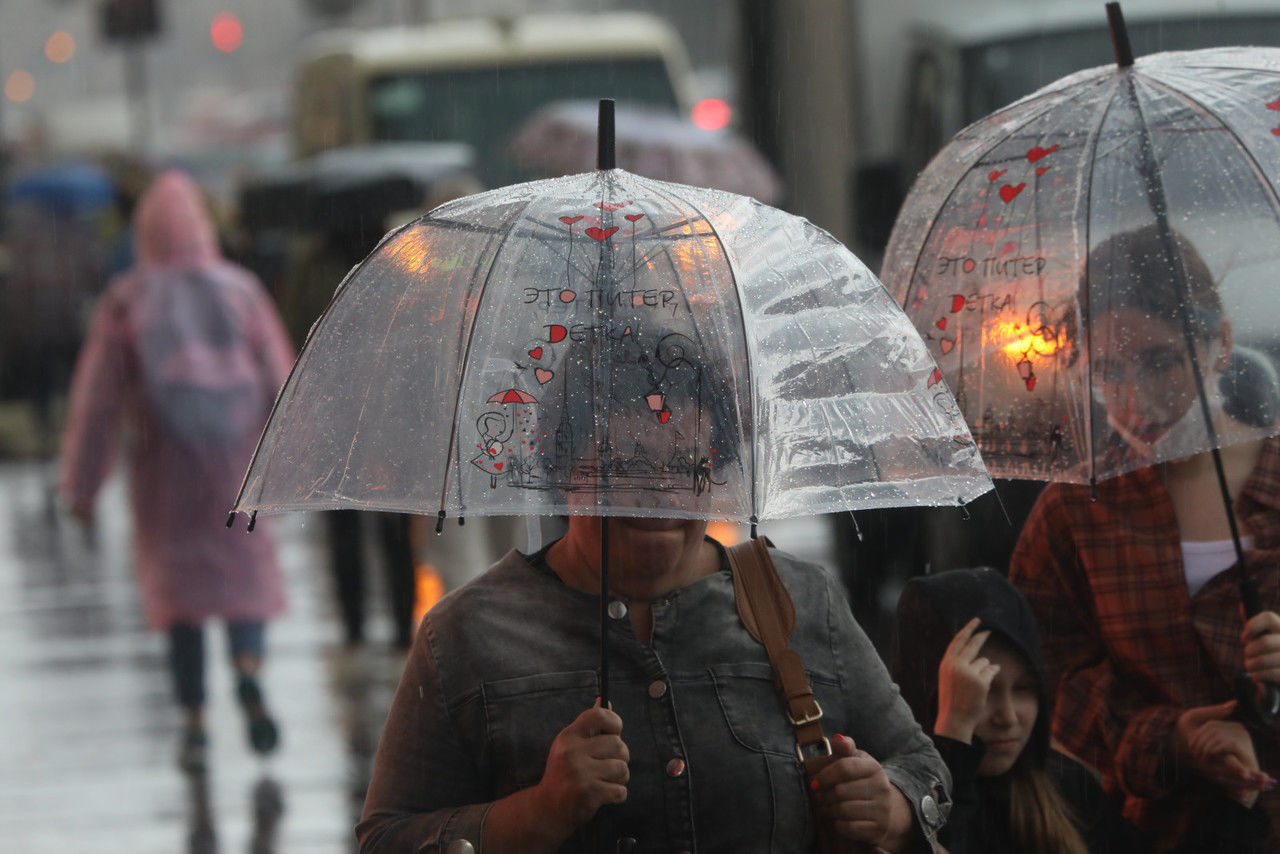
883;44;1280;484
234;168;990;526
4;161;115;218
237;142;476;236
507;99;783;203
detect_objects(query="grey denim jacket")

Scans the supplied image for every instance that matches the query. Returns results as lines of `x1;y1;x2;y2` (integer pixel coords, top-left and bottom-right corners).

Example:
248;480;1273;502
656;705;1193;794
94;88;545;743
357;546;950;853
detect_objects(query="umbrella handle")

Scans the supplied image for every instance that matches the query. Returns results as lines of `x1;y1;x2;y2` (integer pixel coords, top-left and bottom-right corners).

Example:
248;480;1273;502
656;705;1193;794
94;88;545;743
1237;577;1280;725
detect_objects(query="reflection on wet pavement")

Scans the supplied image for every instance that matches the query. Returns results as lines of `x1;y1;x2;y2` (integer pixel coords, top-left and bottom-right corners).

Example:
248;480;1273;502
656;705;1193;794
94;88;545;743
0;462;408;852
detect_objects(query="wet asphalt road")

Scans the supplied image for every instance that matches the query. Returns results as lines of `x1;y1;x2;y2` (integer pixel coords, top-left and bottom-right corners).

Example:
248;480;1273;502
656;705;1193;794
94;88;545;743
0;460;403;853
0;460;836;853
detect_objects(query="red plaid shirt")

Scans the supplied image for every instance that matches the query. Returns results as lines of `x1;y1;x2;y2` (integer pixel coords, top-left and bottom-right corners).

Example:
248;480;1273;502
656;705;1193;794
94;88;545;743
1010;437;1280;851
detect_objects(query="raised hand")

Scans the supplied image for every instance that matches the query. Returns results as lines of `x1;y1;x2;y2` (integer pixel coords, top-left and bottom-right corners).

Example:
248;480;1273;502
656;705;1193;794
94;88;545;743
934;617;1000;744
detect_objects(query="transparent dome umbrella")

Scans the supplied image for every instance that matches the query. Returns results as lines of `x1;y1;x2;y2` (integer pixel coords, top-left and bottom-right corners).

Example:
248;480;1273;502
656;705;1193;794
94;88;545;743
232;102;991;702
881;6;1280;717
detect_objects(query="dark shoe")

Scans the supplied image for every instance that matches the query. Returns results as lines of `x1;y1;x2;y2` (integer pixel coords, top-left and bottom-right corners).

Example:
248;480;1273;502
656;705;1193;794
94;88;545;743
236;674;280;756
178;726;208;774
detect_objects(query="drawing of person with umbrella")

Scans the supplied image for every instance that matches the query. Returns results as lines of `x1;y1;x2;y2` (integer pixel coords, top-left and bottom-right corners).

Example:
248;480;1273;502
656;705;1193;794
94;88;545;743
883;5;1280;849
234;103;990;852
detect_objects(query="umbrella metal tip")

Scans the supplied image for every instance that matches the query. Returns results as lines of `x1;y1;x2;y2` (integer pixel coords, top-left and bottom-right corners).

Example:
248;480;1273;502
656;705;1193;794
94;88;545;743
1106;2;1135;68
597;99;616;171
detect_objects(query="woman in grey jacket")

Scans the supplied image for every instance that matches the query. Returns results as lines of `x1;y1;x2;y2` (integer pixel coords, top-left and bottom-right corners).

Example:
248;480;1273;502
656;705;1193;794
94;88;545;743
356;513;951;854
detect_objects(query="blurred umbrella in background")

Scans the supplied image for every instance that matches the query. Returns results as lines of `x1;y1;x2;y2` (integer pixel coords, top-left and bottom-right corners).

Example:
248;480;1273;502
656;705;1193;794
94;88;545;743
4;161;115;219
507;99;782;202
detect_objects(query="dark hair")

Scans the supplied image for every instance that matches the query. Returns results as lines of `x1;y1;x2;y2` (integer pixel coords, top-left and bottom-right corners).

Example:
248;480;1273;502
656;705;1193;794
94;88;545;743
1064;224;1221;370
1085;222;1221;334
543;328;741;472
1221;345;1280;429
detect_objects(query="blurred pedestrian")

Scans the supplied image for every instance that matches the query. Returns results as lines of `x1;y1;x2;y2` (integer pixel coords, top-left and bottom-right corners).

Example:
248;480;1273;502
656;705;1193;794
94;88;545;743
0;186;106;458
1010;225;1280;851
59;170;296;771
891;567;1146;854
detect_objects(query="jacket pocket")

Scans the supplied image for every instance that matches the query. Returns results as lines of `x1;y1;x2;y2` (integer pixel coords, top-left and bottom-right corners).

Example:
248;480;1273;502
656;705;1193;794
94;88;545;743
482;669;599;795
710;661;842;757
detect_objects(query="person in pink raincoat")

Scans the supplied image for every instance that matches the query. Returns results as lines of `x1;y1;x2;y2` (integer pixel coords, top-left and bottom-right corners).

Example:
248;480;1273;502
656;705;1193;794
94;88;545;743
59;170;296;771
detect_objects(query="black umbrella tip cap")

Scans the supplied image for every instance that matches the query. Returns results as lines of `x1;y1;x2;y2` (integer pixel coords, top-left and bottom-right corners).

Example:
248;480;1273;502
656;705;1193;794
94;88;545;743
1106;2;1135;68
598;99;616;171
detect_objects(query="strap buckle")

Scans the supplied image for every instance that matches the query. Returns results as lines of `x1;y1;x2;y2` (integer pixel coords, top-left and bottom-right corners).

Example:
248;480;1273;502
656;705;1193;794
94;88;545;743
795;736;833;763
787;698;823;727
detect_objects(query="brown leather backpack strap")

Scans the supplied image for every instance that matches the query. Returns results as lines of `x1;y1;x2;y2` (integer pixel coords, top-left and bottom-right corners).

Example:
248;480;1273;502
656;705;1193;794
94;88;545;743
726;539;830;768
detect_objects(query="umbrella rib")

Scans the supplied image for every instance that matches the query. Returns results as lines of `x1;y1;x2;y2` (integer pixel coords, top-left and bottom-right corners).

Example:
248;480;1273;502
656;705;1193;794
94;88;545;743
1139;72;1280;221
898;76;1111;311
646;181;759;525
1078;80;1126;492
233;215;424;514
438;199;537;519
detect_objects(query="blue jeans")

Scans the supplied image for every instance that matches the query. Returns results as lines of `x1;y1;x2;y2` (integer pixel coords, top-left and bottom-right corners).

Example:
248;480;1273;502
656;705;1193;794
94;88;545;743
168;620;266;709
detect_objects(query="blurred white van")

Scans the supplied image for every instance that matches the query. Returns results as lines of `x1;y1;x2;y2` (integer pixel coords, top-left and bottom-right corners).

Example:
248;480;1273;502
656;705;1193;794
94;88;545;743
293;12;697;186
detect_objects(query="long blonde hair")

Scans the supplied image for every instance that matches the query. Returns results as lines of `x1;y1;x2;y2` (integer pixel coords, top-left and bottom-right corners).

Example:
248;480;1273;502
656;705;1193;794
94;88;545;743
1008;750;1089;854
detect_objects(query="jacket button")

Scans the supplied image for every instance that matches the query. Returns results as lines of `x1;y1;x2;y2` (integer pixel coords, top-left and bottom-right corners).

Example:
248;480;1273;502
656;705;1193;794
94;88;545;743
648;680;668;699
607;599;628;619
666;757;686;777
921;793;940;826
446;841;475;854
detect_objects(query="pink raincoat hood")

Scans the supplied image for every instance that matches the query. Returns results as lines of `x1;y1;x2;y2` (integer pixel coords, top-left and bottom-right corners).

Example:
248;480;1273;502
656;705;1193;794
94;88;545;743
133;170;220;268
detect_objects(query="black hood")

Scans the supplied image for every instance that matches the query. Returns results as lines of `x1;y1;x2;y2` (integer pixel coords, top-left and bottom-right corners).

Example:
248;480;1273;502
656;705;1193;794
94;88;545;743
889;567;1051;765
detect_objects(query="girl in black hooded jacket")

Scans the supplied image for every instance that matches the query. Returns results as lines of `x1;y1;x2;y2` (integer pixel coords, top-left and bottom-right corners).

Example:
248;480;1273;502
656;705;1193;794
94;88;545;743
890;568;1148;854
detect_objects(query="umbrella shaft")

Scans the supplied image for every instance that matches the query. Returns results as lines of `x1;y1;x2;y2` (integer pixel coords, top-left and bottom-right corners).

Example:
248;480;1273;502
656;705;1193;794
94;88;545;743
1122;74;1248;575
600;517;611;706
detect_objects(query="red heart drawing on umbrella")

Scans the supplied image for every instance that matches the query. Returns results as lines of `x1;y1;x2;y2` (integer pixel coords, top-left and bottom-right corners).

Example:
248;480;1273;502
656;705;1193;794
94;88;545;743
559;215;584;225
999;183;1025;203
928;368;943;388
528;347;543;360
658;411;671;424
1036;166;1051;177
624;213;644;222
1267;97;1280;110
493;461;504;470
1026;144;1059;162
586;226;619;241
999;242;1017;255
594;201;630;212
940;338;955;355
1273;126;1280;136
987;169;1007;182
535;368;554;384
936;317;948;330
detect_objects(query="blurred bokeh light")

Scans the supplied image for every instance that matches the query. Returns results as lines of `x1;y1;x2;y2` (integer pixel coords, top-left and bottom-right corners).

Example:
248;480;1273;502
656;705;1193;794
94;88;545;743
210;11;243;53
5;70;35;103
44;30;76;64
691;97;731;131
